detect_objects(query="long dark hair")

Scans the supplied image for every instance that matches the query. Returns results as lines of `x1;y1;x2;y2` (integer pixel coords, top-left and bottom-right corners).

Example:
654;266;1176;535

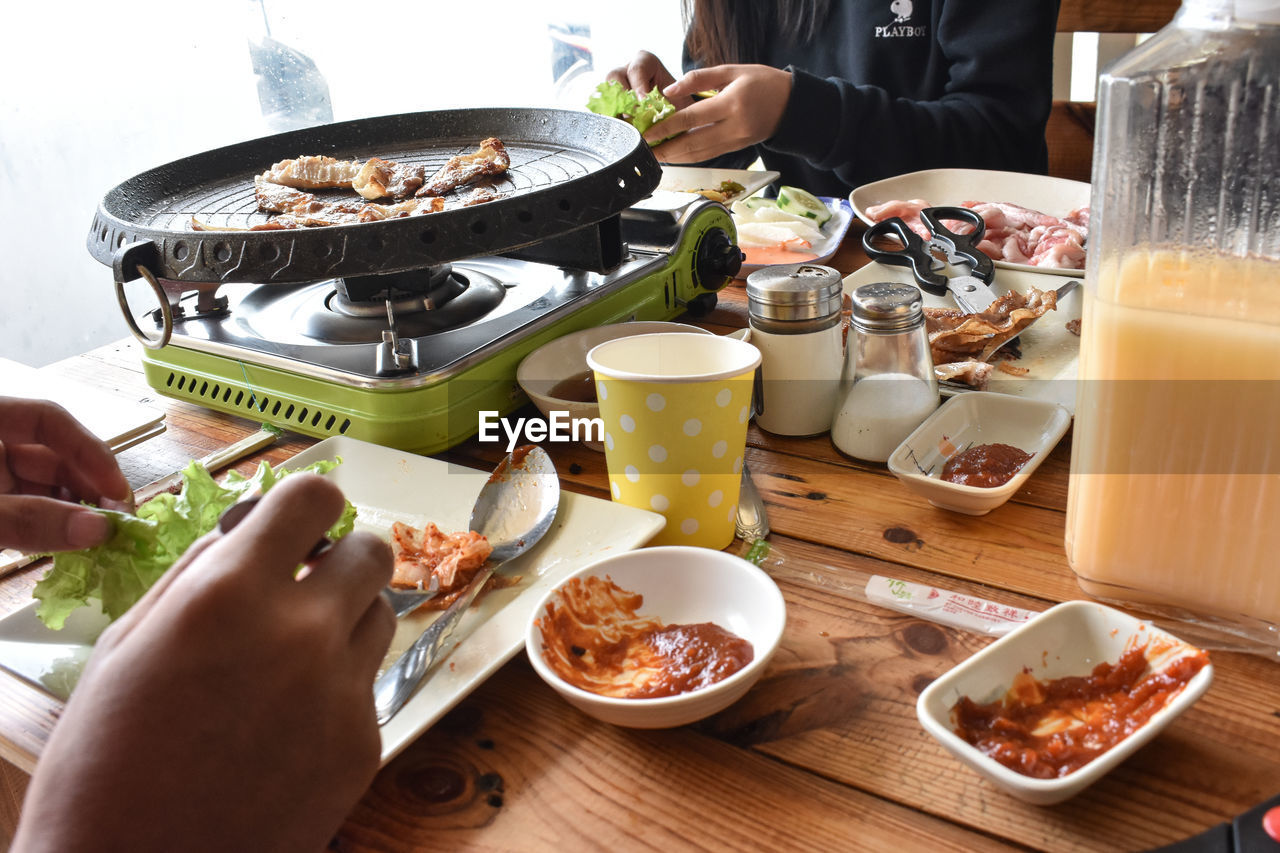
683;0;832;66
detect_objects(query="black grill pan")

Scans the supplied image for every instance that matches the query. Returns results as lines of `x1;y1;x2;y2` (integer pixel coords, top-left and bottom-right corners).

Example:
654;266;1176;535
88;107;661;284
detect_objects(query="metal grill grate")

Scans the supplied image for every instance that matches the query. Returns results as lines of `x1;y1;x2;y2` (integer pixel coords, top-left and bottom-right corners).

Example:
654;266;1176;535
88;108;662;285
152;143;604;232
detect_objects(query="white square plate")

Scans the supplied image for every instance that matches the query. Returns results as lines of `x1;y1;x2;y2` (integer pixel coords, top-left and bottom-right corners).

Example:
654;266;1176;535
849;168;1091;277
656;166;780;202
917;600;1213;804
842;264;1082;412
0;436;666;765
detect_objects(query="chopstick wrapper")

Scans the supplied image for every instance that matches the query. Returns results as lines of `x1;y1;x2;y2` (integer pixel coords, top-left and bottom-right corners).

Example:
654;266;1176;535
132;426;281;504
864;575;1038;637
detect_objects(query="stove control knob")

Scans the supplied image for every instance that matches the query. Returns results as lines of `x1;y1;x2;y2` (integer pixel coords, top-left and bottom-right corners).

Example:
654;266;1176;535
693;228;743;290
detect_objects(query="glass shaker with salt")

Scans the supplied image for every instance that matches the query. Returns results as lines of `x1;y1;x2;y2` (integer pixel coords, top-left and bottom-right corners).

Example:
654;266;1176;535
831;282;938;462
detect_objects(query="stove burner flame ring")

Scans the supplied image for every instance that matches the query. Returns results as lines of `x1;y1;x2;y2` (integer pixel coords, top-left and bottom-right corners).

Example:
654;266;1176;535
328;264;468;318
115;265;173;349
234;265;510;344
328;291;435;319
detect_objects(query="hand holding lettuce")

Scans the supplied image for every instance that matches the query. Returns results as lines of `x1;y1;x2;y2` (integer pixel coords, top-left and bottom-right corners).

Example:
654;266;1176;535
33;458;356;630
15;471;391;853
587;80;678;144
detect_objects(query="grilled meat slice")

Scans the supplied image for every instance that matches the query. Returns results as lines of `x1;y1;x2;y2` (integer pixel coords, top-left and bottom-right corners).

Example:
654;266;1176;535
352;157;427;200
261;155;363;189
244;176;445;228
416;137;510;197
355;196;445;221
254;175;316;213
273;196;444;227
461;187;502;206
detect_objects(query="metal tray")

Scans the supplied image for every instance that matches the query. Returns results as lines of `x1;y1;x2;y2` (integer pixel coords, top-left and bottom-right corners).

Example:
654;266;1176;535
88;108;661;284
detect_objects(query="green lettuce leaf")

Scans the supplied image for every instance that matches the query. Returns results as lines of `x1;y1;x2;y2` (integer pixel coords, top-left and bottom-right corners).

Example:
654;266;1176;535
586;79;639;118
586;80;677;145
628;86;677;135
33;457;352;630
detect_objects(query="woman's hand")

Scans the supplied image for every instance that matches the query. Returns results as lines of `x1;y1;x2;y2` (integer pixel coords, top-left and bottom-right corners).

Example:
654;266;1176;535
605;50;685;105
0;397;133;553
12;473;396;853
647;64;794;163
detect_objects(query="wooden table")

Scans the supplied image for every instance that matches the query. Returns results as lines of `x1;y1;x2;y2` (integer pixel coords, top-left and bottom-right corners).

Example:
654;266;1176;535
2;235;1278;852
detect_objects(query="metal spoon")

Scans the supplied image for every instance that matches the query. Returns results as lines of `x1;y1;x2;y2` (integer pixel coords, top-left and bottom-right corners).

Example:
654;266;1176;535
735;463;770;541
374;446;560;725
383;446;561;618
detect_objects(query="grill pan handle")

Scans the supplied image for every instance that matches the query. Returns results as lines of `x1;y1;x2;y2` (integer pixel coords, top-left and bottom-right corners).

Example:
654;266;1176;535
112;240;172;349
112;240;159;283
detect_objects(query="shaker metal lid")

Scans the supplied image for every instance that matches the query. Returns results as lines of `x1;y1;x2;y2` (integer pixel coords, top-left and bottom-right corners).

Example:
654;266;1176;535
745;263;845;322
850;282;924;331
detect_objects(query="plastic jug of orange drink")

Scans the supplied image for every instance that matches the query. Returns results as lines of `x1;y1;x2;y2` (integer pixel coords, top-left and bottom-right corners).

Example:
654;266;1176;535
1065;0;1280;650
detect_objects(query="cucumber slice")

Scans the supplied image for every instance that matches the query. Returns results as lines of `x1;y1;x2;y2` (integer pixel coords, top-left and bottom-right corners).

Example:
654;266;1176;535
733;202;815;226
776;186;832;226
739;197;778;211
731;197;782;220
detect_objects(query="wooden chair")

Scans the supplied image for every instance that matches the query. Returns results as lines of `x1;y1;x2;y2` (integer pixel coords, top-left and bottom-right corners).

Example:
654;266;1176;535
1048;0;1181;182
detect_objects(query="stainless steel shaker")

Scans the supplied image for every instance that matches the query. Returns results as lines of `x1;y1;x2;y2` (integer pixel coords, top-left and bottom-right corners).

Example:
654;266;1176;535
745;263;845;436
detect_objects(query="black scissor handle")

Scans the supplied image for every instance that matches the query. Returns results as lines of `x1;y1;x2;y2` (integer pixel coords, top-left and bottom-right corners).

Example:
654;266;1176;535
861;216;948;295
920;206;995;283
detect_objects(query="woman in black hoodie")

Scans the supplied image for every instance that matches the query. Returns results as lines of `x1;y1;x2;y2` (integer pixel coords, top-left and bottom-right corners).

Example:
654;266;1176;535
608;0;1061;196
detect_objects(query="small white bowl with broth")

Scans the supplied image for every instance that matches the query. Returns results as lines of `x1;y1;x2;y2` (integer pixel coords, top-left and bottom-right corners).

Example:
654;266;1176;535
516;322;712;450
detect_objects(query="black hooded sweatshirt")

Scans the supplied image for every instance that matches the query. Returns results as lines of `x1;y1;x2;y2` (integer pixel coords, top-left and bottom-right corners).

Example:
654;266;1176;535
683;0;1061;197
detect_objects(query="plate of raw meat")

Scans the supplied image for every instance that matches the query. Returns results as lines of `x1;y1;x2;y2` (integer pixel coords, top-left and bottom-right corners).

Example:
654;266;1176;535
850;169;1092;277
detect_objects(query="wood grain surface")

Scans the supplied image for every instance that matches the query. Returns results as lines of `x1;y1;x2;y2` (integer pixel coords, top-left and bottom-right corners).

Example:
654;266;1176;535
1056;0;1179;34
1;232;1277;852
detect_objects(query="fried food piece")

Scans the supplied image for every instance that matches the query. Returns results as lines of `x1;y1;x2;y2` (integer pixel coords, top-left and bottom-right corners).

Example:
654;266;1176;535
934;361;994;390
261;155;363;189
416;137;510;197
352;157;427;200
925;287;1058;366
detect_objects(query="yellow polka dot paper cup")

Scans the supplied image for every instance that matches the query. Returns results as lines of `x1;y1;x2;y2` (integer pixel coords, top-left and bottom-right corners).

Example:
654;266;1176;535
587;333;762;550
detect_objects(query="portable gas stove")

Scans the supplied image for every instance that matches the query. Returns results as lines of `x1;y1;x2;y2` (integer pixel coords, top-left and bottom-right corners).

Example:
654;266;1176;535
88;108;741;453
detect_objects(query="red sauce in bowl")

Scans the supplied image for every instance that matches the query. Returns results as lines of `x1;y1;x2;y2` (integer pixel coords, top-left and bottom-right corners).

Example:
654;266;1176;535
940;442;1033;488
536;575;754;699
950;643;1210;779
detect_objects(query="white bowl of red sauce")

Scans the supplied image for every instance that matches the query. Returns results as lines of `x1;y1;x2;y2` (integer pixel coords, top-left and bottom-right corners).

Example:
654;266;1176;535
916;600;1213;805
887;391;1071;516
516;322;712;451
525;545;786;728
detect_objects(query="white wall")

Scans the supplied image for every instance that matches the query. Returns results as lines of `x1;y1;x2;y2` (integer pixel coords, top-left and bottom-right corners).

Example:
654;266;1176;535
0;0;683;368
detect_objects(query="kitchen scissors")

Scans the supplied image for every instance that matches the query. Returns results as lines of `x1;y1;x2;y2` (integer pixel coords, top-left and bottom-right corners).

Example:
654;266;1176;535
861;206;999;314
